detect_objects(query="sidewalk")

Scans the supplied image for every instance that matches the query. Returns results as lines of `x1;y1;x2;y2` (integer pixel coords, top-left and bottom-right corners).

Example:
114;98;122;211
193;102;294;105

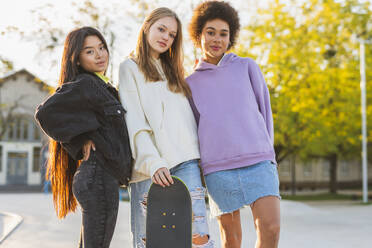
0;193;371;247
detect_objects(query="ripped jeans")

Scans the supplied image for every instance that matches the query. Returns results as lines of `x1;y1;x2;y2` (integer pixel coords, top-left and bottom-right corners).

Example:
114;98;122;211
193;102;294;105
129;159;214;248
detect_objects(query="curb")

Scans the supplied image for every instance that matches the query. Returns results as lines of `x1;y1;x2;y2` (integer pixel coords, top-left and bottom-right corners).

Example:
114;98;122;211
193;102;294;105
0;212;23;244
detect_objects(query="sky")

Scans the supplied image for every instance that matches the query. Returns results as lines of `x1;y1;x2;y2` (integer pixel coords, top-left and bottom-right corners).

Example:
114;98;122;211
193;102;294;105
0;0;269;85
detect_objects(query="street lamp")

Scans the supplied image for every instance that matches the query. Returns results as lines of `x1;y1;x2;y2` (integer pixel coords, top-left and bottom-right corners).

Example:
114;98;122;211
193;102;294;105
358;37;371;204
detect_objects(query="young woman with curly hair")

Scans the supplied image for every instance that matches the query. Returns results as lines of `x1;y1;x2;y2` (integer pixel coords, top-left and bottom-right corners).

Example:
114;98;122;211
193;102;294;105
187;2;281;248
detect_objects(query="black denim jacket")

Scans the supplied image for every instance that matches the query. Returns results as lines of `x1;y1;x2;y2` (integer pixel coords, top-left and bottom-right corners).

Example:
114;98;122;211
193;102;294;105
35;73;132;186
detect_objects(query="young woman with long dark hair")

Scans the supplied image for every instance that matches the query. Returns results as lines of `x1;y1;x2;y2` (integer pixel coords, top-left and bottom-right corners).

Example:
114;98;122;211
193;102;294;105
35;26;132;248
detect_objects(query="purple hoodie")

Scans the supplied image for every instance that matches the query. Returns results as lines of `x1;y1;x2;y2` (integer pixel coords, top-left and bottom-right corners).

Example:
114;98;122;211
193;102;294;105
186;53;276;175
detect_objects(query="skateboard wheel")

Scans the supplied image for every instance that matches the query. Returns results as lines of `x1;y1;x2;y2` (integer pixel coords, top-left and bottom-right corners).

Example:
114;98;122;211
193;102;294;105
163;212;166;216
162;225;166;228
172;225;176;229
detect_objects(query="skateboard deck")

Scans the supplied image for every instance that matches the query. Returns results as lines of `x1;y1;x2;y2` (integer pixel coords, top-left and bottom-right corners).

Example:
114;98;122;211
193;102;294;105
146;176;192;248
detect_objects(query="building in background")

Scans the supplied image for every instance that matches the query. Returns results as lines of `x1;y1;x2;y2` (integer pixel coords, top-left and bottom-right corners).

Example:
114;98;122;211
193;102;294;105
278;157;372;193
0;69;51;190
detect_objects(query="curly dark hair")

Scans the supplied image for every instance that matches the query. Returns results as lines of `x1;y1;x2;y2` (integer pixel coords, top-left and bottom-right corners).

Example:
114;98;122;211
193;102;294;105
188;1;240;50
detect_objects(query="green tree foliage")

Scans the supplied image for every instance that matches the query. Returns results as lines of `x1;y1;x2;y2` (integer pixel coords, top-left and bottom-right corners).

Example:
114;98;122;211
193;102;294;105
236;0;372;192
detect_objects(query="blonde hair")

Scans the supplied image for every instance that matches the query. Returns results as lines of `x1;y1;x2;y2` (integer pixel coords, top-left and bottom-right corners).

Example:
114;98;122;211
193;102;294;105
133;7;191;97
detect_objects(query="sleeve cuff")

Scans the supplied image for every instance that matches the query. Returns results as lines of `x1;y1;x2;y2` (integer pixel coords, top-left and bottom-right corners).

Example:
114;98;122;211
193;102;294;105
149;158;170;178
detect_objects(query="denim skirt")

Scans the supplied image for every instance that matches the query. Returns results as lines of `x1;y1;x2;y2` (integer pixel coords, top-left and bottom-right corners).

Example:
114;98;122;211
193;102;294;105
205;160;280;217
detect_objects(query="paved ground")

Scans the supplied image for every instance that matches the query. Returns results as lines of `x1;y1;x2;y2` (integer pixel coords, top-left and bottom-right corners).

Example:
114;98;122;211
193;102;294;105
0;193;371;247
0;211;23;244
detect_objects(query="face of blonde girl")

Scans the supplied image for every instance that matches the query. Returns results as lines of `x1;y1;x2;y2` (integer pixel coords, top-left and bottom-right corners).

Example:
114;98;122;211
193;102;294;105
78;35;109;74
147;16;178;59
200;19;230;65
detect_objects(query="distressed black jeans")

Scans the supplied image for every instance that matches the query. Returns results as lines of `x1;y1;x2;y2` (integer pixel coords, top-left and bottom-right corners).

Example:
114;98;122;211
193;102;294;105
72;151;119;248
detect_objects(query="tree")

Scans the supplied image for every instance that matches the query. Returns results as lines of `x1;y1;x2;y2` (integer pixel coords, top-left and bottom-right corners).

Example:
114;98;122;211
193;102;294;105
0;56;13;76
24;0;136;80
236;0;372;193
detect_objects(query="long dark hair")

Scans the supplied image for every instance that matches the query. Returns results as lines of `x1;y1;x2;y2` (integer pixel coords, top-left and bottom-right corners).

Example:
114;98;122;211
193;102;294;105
47;27;109;219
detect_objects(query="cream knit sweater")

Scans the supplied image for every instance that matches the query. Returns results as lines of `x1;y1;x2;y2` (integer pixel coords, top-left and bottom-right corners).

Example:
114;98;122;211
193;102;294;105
118;58;200;183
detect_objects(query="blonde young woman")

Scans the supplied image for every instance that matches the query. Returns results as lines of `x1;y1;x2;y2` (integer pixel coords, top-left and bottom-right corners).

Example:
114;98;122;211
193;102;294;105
118;7;214;248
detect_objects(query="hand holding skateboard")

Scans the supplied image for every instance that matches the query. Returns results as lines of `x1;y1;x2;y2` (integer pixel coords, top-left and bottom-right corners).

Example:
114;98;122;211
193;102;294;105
152;167;174;187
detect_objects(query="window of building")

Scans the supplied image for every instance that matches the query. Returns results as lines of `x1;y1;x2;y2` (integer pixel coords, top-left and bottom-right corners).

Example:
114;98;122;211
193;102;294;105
23;119;29;140
16;118;21;140
4;117;41;142
279;160;291;176
303;161;313;177
322;161;330;177
8;121;15;140
340;160;350;177
33;147;41;172
33;125;41;140
0;146;2;172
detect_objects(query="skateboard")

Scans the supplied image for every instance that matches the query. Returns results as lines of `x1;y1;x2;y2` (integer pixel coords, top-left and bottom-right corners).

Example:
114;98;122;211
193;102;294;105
146;176;192;248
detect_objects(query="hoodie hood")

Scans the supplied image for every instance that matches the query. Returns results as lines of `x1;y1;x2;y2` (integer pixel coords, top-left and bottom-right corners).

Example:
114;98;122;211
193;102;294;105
195;53;238;71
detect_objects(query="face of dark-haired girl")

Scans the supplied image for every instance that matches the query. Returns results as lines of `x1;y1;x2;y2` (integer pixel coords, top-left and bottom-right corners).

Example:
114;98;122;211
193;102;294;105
78;35;108;74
